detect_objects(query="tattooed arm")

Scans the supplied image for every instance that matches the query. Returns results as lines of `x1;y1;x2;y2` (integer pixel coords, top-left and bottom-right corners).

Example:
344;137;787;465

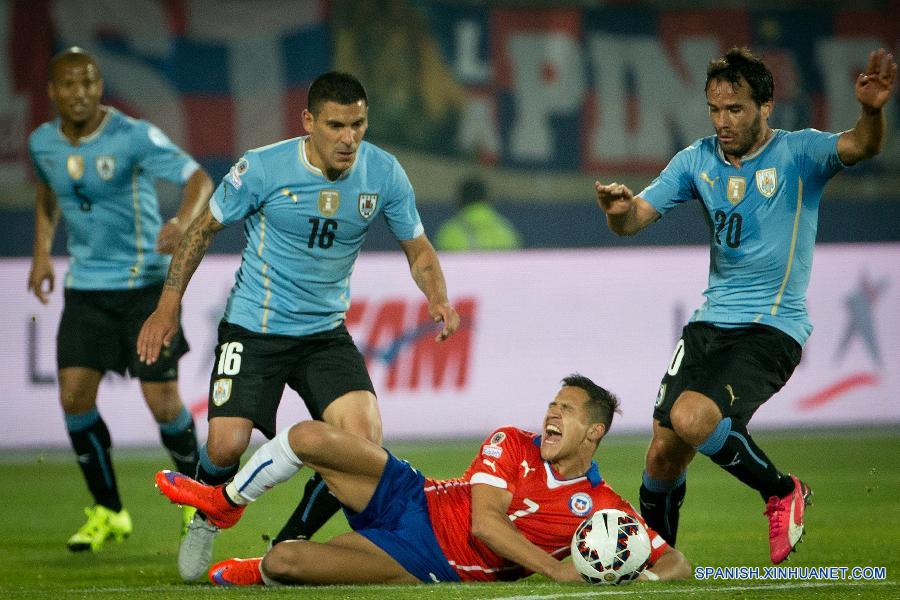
137;206;225;364
398;234;460;341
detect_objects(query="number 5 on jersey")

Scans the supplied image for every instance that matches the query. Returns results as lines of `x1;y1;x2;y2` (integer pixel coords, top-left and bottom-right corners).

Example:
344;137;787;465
217;341;244;375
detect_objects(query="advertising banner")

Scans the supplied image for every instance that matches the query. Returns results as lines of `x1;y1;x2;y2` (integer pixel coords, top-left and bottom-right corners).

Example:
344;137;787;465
2;244;897;447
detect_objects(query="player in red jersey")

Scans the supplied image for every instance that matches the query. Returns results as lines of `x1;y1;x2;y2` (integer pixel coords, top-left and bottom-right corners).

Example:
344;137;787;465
156;374;691;585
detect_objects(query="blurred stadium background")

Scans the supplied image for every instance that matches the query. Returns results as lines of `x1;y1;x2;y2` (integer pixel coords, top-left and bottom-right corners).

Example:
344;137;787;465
0;0;897;596
1;0;896;445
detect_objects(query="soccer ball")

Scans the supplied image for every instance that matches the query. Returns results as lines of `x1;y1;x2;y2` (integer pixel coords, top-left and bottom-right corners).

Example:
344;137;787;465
571;508;651;585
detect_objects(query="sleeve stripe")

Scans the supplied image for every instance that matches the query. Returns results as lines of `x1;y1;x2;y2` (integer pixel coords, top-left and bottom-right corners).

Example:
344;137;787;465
470;473;508;489
180;160;200;183
209;195;225;224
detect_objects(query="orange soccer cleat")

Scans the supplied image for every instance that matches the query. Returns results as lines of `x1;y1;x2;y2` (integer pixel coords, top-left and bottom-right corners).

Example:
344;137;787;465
155;470;245;529
209;557;264;587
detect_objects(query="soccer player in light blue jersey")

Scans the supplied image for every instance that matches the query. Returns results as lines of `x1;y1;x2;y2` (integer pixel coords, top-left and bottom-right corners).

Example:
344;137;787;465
594;47;896;564
137;71;460;581
27;48;213;552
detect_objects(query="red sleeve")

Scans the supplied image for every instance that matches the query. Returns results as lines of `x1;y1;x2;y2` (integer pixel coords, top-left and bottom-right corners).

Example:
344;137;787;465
462;427;527;495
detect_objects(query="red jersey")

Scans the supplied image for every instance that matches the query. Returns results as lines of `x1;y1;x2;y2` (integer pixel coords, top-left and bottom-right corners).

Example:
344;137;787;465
424;427;668;581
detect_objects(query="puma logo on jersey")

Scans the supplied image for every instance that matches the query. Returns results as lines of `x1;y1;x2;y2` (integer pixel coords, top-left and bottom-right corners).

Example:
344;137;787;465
521;460;535;478
700;172;719;188
482;459;497;472
281;188;300;203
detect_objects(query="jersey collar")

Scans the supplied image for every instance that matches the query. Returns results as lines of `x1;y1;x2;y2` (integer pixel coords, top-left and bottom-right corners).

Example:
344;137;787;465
533;435;604;487
56;106;114;145
298;136;357;181
715;128;778;165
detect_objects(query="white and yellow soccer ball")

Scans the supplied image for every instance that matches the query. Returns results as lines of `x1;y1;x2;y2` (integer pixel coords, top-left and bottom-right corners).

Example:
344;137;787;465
571;508;652;585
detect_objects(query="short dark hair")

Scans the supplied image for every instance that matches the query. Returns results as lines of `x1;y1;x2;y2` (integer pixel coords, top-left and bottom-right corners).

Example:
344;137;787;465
307;71;368;116
561;374;620;432
48;46;99;80
706;47;774;106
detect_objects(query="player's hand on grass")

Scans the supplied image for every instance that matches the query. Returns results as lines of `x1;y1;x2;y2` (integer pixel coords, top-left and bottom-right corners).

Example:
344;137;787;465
155;217;187;254
552;560;586;583
594;180;634;216
137;305;179;364
429;301;460;341
27;257;55;304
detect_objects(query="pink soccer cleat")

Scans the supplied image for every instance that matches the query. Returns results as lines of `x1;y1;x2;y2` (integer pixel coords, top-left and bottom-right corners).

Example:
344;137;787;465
764;474;812;564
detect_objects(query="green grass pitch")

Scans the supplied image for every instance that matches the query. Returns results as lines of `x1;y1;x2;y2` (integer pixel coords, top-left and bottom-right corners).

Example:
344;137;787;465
2;428;897;599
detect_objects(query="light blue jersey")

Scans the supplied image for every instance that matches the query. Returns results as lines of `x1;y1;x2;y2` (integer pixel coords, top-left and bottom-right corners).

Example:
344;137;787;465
640;129;844;345
29;107;199;290
211;137;424;336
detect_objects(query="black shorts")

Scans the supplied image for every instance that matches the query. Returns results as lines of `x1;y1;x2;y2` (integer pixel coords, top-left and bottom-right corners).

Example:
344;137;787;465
207;321;375;439
57;284;189;381
653;322;802;429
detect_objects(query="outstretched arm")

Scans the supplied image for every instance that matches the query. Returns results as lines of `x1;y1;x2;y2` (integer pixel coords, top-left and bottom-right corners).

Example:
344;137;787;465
28;181;60;304
594;181;660;236
470;484;582;582
837;48;897;166
156;167;214;254
398;234;460;341
137;205;224;364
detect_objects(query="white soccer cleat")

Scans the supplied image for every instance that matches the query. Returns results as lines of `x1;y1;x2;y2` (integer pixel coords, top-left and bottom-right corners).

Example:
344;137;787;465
178;512;220;582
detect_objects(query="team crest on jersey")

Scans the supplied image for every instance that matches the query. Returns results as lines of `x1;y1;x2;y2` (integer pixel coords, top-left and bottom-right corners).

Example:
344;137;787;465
569;492;593;517
95;156;116;181
490;431;507;446
755;168;777;198
318;190;340;216
655;383;667;408
212;378;232;406
726;176;746;205
67;154;84;180
358;193;378;219
229;157;249;190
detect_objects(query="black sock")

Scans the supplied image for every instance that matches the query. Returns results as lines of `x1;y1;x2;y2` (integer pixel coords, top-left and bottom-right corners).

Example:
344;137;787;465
708;424;794;502
159;407;199;476
639;471;686;547
66;410;122;512
273;471;341;544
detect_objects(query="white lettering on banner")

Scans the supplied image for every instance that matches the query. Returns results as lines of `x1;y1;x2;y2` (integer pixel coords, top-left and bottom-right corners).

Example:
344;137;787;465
458;94;501;160
587;35;716;163
2;247;898;447
507;32;586;161
51;0;187;146
454;20;491;82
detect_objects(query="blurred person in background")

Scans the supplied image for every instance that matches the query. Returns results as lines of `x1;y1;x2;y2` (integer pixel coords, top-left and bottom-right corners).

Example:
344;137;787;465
435;177;522;252
137;71;460;581
27;47;212;552
594;47;895;564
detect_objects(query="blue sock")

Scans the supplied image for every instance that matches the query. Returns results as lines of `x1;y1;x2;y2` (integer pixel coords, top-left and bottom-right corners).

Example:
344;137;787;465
197;443;238;486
